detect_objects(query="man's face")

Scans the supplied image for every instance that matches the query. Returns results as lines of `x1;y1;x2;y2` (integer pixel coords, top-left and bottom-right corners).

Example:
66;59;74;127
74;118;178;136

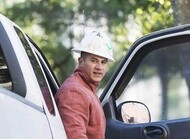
79;53;108;83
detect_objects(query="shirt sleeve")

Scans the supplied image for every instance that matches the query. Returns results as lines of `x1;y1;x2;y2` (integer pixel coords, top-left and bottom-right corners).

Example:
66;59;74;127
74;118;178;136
55;88;90;139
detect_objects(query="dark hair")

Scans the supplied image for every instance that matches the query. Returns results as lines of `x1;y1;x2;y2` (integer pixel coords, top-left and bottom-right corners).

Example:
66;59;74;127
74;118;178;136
80;52;89;60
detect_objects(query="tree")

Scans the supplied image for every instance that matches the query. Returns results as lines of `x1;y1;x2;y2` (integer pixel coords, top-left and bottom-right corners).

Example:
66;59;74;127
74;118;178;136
1;0;77;82
1;0;173;88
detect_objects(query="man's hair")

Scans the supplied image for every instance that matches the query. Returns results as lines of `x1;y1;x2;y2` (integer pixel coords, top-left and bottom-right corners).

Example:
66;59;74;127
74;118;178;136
80;52;89;60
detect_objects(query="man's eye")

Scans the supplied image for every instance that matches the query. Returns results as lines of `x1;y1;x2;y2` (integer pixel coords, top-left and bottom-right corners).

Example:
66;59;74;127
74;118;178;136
91;59;97;63
102;61;108;64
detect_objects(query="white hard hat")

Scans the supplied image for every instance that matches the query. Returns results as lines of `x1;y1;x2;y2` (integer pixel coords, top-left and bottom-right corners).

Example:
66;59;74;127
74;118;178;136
72;30;115;61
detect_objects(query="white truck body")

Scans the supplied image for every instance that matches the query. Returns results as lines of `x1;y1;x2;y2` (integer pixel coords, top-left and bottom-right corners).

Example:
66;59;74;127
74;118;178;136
0;13;67;139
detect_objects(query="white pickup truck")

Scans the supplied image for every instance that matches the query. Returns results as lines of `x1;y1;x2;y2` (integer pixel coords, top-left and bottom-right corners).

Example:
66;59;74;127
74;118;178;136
0;13;67;139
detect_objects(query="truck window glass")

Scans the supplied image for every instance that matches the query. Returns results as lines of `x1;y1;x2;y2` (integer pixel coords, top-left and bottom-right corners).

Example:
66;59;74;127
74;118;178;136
0;45;12;90
14;27;55;115
28;38;59;96
116;41;190;122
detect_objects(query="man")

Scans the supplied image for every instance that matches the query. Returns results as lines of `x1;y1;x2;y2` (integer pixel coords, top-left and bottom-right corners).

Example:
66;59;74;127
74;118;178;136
55;30;115;139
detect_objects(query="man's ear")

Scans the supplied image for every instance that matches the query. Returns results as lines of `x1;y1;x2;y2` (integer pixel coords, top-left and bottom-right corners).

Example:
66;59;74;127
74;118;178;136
78;57;83;64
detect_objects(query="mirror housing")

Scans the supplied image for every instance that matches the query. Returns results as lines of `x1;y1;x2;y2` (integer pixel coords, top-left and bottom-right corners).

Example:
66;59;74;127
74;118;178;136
117;101;151;124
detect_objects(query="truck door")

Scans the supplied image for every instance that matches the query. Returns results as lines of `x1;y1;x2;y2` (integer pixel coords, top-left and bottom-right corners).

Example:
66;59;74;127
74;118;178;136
101;24;190;139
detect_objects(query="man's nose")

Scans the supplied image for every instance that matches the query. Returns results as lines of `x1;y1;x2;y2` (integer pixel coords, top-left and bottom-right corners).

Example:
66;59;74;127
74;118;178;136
96;62;103;69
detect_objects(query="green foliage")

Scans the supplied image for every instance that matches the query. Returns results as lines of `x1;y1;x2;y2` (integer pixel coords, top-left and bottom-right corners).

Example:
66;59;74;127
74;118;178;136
134;0;173;34
1;0;173;86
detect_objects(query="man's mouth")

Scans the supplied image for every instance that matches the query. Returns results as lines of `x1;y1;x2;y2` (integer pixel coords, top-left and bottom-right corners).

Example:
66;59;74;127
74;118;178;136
93;72;103;77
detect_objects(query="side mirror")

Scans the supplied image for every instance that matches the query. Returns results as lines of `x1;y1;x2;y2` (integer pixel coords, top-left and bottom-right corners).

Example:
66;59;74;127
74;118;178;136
117;101;151;124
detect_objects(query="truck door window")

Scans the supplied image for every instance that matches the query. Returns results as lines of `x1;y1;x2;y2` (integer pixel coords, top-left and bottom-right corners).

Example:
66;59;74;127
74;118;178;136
14;27;55;115
28;38;59;96
116;40;190;122
0;45;12;90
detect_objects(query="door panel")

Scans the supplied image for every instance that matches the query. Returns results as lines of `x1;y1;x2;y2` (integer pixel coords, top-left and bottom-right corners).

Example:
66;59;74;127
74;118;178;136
0;88;52;139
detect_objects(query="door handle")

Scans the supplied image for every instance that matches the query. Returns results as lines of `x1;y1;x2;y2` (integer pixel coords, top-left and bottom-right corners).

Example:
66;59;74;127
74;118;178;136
146;129;163;135
143;125;168;139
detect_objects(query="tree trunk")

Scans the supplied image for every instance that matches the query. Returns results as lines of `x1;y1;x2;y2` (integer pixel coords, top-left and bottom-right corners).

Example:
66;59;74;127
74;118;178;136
170;0;190;101
170;0;190;25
